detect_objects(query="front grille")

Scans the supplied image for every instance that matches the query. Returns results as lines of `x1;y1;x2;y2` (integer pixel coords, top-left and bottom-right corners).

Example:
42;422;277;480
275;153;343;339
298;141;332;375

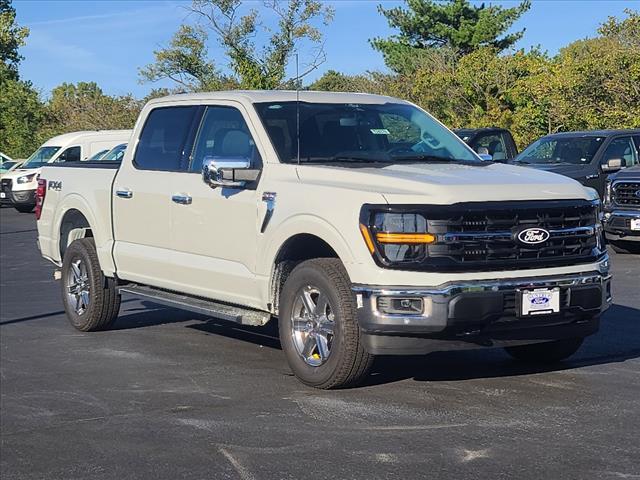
0;178;12;193
368;200;604;272
613;181;640;206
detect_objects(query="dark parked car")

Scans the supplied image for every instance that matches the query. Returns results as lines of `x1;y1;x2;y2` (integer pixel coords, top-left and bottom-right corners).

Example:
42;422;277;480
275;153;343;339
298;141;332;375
512;129;640;197
603;165;640;254
453;127;518;161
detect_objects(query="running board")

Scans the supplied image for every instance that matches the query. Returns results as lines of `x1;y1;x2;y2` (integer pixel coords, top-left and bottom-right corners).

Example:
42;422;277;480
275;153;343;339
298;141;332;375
118;285;271;326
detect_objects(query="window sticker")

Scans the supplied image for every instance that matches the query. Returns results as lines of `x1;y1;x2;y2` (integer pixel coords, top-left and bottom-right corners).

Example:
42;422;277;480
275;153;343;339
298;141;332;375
370;128;390;135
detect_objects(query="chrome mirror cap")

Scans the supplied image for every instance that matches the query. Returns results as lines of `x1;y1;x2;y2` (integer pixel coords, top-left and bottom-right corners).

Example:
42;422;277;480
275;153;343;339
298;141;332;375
202;157;250;189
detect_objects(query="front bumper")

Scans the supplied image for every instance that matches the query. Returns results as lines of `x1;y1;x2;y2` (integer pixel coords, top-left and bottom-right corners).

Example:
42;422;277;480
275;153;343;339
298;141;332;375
604;210;640;242
352;258;612;355
0;188;36;206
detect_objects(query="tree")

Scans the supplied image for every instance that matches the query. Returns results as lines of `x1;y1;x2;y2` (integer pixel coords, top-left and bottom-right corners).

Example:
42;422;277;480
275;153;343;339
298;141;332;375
140;0;333;91
371;0;530;73
0;0;28;81
43;82;142;136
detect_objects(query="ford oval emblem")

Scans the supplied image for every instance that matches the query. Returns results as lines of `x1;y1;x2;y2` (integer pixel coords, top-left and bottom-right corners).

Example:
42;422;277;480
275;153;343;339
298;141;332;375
517;227;550;245
531;297;549;305
635;190;640;198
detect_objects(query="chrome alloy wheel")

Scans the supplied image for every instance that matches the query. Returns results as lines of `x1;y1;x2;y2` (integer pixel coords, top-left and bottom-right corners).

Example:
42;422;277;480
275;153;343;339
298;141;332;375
66;259;90;315
291;285;336;367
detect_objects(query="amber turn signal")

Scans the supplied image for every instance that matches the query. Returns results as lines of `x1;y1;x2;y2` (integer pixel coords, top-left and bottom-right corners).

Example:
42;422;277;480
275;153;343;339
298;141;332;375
359;224;376;253
375;232;436;244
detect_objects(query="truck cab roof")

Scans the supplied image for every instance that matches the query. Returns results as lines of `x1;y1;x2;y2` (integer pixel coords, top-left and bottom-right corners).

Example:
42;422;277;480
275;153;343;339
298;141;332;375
40;130;133;147
147;90;412;106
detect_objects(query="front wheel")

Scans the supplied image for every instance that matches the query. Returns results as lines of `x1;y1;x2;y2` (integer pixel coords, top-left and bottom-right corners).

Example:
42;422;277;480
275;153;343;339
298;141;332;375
61;238;121;331
504;337;584;363
278;258;373;389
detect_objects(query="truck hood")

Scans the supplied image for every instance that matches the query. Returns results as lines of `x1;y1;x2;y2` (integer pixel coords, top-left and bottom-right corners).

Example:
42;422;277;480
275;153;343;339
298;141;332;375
296;162;595;204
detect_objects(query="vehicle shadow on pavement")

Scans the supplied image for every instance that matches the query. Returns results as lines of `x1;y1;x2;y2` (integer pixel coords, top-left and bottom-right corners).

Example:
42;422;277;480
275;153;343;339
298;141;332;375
107;301;639;387
364;304;640;386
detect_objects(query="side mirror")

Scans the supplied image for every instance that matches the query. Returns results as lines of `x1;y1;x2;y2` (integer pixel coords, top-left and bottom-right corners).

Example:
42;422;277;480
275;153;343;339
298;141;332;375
601;158;623;173
201;156;260;189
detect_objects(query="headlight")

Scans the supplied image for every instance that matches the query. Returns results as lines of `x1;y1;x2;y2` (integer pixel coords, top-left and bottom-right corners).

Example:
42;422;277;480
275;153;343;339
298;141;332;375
603;180;612;207
16;173;37;184
360;209;435;264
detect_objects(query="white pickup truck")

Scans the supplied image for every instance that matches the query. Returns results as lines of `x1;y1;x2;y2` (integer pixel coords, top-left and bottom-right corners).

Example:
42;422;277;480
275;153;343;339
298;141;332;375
36;91;611;388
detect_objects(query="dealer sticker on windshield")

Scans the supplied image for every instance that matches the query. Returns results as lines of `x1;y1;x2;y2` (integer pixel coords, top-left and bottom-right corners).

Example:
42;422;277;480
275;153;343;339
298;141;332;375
520;288;560;316
370;128;390;135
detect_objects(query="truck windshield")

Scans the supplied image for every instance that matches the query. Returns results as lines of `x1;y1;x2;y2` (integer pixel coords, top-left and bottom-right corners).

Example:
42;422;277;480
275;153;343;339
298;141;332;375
254;102;478;164
22;146;61;168
515;136;605;165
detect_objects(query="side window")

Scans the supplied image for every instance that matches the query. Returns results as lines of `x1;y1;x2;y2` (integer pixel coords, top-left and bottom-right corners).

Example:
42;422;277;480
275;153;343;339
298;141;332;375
134;106;198;171
190;106;261;173
474;134;508;161
602;137;638;167
56;146;81;162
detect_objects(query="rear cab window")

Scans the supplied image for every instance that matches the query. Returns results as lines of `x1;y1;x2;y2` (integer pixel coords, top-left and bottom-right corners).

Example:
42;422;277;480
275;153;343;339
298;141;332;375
56;146;82;163
134;106;200;171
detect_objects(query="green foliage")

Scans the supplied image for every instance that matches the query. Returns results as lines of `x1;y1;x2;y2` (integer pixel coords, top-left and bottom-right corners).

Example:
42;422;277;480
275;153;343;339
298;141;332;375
0;0;28;81
0;76;45;157
140;0;333;91
371;0;531;73
43;82;142;136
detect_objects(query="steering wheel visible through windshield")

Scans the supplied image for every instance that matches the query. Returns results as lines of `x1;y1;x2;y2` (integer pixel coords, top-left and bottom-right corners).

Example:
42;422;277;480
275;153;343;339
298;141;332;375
254;102;479;164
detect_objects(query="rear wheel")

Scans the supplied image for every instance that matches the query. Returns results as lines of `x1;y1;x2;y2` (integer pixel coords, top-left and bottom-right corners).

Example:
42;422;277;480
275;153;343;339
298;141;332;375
61;238;120;331
14;204;34;213
504;337;584;363
279;258;373;389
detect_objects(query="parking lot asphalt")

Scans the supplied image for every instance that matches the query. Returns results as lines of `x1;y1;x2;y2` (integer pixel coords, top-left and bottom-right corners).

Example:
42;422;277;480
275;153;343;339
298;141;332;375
1;206;639;480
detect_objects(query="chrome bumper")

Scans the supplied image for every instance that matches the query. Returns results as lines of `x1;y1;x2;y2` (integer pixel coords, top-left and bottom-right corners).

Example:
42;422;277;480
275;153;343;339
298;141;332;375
352;257;612;335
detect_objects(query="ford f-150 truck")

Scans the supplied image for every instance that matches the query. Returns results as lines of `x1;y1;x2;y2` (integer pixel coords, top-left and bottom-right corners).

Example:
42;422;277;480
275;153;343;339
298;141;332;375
36;91;612;389
603;165;640;254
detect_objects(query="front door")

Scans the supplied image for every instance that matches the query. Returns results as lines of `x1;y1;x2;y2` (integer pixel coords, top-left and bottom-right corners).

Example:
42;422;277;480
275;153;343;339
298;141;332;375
170;103;264;308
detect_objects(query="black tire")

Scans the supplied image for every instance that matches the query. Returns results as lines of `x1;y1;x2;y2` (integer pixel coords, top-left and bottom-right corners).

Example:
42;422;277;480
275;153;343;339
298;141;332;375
278;258;373;389
61;238;121;331
504;337;584;363
14;204;34;213
609;241;640;255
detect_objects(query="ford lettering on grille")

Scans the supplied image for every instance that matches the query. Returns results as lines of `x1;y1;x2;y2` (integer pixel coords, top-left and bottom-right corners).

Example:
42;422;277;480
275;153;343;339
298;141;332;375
517;227;550;245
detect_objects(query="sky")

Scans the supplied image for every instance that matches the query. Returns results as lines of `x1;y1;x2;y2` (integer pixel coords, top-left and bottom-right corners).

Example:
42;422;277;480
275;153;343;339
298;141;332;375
14;0;636;98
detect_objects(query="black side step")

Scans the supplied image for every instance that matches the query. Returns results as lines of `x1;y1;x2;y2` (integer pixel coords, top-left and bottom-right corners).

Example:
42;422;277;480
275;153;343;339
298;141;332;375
118;285;271;326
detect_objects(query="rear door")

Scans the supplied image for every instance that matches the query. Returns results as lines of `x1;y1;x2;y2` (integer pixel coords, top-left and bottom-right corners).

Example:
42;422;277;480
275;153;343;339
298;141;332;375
169;102;264;307
112;105;201;287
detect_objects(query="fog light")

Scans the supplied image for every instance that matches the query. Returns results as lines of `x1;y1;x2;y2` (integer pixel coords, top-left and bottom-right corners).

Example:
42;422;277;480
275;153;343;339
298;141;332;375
377;296;424;315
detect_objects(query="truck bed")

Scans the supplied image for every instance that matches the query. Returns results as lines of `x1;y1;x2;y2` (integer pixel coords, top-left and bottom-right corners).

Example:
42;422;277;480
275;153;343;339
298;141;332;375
37;162;120;274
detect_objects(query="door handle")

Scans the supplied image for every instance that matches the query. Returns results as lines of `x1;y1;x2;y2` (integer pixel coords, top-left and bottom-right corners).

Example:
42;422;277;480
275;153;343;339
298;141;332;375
171;194;192;205
115;188;133;199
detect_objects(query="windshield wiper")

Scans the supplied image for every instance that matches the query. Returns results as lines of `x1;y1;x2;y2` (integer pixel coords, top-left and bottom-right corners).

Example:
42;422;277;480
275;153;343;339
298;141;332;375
512;159;530;164
391;154;458;162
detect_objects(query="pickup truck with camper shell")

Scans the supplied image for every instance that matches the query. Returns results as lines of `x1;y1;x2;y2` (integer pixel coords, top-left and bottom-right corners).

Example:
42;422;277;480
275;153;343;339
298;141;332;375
603;165;640;254
1;130;131;213
36;91;612;389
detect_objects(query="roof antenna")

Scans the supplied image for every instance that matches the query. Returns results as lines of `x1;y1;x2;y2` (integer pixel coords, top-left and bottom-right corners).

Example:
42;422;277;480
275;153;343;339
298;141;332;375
295;51;301;165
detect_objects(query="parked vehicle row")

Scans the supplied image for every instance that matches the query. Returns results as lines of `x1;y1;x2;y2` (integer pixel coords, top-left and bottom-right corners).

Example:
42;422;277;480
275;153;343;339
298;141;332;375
36;91;611;389
1;130;131;212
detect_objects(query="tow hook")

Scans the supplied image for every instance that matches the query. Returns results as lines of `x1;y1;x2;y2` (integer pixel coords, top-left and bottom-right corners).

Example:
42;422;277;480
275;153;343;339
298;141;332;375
53;269;62;280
